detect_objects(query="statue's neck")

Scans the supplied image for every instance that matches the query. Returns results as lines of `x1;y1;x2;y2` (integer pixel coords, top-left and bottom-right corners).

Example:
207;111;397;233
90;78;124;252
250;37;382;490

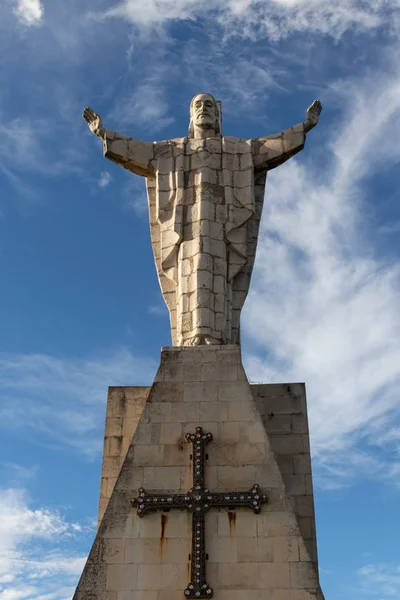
193;126;216;139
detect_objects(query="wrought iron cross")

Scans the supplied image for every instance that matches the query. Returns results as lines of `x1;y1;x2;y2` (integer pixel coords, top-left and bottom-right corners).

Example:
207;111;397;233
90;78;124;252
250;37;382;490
130;427;268;598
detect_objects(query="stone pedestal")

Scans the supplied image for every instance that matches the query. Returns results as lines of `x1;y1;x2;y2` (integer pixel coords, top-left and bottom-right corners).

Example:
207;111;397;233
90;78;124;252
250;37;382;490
74;345;325;600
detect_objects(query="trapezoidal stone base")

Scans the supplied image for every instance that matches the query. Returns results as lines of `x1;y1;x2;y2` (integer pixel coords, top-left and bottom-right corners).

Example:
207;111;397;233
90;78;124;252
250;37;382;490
74;345;325;600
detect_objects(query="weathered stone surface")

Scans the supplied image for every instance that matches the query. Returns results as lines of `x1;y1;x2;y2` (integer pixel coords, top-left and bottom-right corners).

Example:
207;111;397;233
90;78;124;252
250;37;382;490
77;346;325;599
83;97;322;347
98;386;150;524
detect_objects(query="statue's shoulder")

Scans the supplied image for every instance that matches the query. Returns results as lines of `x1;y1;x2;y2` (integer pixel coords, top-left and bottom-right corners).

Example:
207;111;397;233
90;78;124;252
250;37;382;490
153;137;186;159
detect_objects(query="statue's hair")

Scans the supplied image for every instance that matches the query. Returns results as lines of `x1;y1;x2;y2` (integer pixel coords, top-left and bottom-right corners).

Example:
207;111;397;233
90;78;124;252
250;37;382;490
188;92;222;138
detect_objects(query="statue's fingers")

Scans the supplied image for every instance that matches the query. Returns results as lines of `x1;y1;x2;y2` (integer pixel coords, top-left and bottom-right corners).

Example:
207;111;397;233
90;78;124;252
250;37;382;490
84;107;96;120
83;107;93;121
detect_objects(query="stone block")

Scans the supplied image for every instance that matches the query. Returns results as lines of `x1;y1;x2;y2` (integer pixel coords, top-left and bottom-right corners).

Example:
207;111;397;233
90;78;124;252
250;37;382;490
118;592;157;600
260;512;299;538
125;539;161;564
218;510;258;537
157;593;186;600
270;435;304;455
147;403;172;423
163;444;190;466
122;416;147;438
290;562;319;588
105;418;123;437
208;443;236;466
299;539;317;563
258;562;291;589
100;477;108;499
265;415;292;434
259;396;303;416
102;456;121;478
235;443;266;465
217;421;240;443
305;475;313;495
228;401;258;422
217;381;250;402
106;436;123;457
131;514;162;540
293;455;311;475
218;562;258;589
236;537;259;562
133;445;164;467
183;381;218;402
102;538;125;564
295;496;315;518
143;466;181;490
159;422;182;444
199;401;228;422
106;478;117;498
282;474;307;496
208;537;238;563
170;401;200;422
273;537;300;562
106;564;138;591
149;382;183;403
217;465;257;490
133;424;161;445
277;456;295;474
253;464;282;489
257;536;275;562
238;421;266;444
298;517;315;540
201;363;238;382
291;415;309;433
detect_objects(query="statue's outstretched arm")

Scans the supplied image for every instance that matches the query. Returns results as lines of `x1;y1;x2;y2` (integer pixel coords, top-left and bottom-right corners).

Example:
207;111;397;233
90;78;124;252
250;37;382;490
82;106;155;178
254;100;322;171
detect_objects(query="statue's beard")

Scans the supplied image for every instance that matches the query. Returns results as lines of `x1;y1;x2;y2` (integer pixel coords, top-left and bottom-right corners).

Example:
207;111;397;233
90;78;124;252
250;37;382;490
194;118;215;129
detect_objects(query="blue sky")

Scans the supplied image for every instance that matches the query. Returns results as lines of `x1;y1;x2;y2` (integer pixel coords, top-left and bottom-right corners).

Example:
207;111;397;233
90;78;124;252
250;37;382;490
0;0;400;598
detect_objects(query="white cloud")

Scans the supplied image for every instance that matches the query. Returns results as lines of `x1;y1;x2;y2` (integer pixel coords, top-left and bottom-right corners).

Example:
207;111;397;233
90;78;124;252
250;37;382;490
379;220;400;235
97;171;111;188
0;349;157;458
242;55;400;484
0;115;85;192
358;564;400;598
0;489;86;600
13;0;44;27
98;0;400;40
110;79;175;132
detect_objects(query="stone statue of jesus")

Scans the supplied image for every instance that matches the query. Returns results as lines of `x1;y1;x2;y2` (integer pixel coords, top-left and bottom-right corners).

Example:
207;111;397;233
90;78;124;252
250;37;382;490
83;94;321;346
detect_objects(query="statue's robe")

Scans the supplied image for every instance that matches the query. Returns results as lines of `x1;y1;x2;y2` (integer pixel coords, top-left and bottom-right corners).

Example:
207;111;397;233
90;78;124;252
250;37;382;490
103;124;306;345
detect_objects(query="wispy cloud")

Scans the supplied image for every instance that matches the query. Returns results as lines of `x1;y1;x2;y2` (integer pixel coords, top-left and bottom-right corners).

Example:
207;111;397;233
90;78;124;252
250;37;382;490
357;563;400;598
0;115;85;193
379;220;400;235
97;171;111;188
1;463;38;485
0;488;86;600
109;79;175;132
13;0;44;27
243;54;400;485
97;0;400;40
0;350;157;458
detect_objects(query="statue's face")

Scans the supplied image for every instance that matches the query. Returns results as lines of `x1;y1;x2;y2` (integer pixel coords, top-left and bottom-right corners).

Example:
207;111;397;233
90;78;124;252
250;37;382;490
192;93;217;130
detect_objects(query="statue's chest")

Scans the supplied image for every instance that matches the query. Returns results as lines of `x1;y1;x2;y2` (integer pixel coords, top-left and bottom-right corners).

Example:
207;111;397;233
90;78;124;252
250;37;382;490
187;140;222;171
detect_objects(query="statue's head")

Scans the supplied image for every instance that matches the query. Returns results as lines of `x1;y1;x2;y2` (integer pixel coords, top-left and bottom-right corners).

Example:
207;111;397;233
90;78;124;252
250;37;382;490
189;92;222;138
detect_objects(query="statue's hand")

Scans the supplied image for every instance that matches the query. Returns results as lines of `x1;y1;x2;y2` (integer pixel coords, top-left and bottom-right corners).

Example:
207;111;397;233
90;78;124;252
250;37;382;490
83;106;104;138
305;99;322;132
